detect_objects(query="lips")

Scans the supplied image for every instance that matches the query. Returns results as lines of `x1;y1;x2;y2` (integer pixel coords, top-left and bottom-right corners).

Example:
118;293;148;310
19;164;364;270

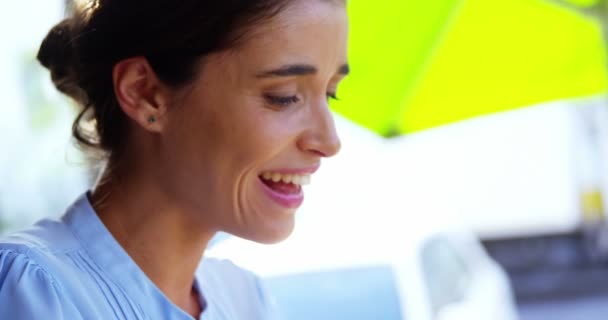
258;177;304;209
260;178;302;195
258;167;317;209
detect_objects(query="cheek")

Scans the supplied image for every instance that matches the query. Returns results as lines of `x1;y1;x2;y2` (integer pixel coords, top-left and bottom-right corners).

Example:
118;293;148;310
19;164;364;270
169;97;296;177
207;98;298;163
241;110;300;157
226;117;295;171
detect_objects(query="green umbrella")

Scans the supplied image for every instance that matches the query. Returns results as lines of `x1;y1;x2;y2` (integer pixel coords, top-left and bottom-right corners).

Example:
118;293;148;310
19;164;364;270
332;0;608;136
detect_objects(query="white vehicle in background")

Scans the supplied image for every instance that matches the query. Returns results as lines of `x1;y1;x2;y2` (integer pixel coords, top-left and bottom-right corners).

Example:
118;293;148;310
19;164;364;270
207;222;518;320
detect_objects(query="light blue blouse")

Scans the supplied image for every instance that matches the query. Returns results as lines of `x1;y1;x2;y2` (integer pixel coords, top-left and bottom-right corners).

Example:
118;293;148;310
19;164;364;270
0;193;277;319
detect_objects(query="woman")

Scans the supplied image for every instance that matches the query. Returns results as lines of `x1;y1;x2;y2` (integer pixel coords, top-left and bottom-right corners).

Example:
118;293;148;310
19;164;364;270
0;0;348;318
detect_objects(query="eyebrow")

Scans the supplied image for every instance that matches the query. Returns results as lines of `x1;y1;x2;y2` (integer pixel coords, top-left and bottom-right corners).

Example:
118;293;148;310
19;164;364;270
256;63;350;78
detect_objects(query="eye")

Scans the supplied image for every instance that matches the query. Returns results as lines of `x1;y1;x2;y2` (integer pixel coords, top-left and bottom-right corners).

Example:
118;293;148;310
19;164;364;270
264;94;300;108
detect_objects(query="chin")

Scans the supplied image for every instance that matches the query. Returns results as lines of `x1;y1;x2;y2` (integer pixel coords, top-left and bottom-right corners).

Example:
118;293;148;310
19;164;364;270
256;228;294;244
237;218;296;245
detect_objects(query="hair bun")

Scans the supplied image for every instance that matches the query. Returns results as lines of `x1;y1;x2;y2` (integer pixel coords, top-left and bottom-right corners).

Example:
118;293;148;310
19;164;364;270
38;19;74;76
37;19;84;102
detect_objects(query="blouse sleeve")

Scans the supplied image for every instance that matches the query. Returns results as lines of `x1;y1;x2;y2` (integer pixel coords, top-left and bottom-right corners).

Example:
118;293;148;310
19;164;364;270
0;249;80;319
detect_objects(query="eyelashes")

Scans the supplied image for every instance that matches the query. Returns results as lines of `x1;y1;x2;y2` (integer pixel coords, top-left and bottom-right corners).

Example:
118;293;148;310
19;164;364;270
326;92;339;101
264;94;300;107
264;93;339;108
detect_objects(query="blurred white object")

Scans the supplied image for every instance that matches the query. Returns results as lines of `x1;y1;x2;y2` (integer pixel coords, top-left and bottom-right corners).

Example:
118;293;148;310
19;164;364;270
207;224;518;320
383;96;608;239
384;100;577;238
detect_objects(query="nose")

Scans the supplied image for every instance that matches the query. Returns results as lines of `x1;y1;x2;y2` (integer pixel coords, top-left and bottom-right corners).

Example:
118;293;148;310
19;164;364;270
297;100;341;158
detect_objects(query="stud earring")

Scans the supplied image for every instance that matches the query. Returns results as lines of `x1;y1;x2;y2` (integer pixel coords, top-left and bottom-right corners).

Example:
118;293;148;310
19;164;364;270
148;116;156;124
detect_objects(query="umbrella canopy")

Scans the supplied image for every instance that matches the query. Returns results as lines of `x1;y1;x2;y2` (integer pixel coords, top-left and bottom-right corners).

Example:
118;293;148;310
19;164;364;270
332;0;608;136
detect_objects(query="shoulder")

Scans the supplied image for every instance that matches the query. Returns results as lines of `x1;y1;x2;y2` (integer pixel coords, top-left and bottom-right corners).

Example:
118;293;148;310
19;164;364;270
197;258;279;319
0;248;59;292
0;217;79;255
0;217;81;303
0;217;80;273
0;192;94;257
0;248;80;318
0;248;53;281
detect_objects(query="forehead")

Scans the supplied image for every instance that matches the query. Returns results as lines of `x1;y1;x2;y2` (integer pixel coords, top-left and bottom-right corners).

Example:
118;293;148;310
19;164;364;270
231;0;348;70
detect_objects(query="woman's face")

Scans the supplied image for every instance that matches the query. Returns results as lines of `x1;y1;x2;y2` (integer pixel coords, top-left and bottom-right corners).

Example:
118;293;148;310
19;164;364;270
161;0;349;243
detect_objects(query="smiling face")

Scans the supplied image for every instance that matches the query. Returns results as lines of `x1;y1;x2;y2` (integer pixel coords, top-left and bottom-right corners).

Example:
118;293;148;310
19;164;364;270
159;0;349;243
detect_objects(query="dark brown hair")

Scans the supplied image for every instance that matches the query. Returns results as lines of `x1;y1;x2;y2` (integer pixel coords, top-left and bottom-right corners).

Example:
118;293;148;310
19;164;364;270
37;0;296;160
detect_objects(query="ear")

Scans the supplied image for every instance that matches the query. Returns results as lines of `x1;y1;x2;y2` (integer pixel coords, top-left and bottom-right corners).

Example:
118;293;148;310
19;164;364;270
112;57;169;132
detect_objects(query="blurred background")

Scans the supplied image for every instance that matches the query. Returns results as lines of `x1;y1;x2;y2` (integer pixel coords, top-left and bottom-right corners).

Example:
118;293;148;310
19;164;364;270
3;0;608;319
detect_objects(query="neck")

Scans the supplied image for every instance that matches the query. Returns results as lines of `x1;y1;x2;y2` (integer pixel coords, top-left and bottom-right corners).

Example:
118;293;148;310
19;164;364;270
90;165;213;317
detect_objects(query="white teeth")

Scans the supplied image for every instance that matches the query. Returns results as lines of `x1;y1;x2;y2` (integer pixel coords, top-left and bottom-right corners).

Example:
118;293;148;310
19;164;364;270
301;176;311;185
261;172;311;186
291;175;302;185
